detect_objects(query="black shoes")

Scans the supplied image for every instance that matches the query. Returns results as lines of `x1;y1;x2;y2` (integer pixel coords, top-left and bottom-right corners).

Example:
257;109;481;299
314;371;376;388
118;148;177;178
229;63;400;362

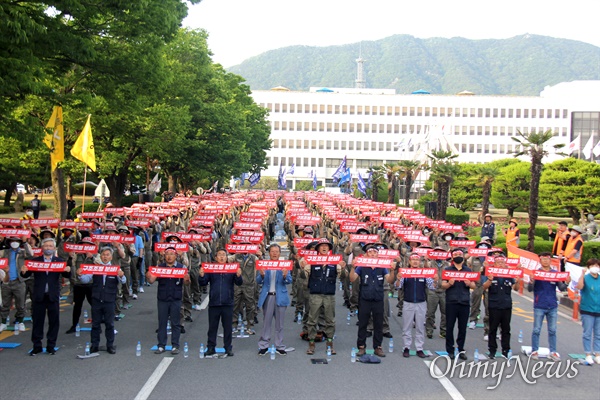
366;331;373;337
383;332;393;338
30;348;43;356
90;346;99;354
403;348;410;358
46;347;56;355
107;346;116;354
65;326;76;334
276;349;287;356
458;353;468;361
205;348;216;357
258;348;268;356
416;350;427;358
226;349;234;357
184;316;193;322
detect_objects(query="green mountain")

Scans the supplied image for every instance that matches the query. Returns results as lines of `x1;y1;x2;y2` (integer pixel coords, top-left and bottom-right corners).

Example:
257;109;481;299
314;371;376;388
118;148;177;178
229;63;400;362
227;34;600;95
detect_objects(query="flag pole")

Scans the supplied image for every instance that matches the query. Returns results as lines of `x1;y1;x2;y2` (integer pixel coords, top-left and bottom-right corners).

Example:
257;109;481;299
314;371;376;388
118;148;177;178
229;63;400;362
82;167;87;213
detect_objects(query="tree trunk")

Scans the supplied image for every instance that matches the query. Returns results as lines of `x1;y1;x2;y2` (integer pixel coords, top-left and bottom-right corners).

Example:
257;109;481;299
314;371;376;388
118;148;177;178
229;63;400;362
387;176;394;204
507;208;516;218
66;175;73;197
52;168;67;219
437;182;449;220
106;169;128;207
481;182;491;216
566;206;580;225
168;174;177;193
372;182;379;202
3;183;15;207
527;154;543;251
404;173;413;207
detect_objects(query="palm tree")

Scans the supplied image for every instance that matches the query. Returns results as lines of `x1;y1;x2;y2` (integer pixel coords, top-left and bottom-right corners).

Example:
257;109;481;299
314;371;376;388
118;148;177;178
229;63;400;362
512;129;564;251
397;160;422;207
383;162;402;204
474;165;500;217
364;166;383;201
428;149;459;220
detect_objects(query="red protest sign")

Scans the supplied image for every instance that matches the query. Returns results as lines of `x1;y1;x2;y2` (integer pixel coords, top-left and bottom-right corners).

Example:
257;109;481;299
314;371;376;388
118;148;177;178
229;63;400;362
486;267;523;278
304;255;343;265
154;243;189;252
0;258;7;268
29;218;60;228
226;244;260;254
91;233;122;243
64;243;98;254
428;250;450;260
230;234;263;244
234;222;262;231
339;222;367;232
0;228;31;238
442;270;480;281
25;260;67;272
468;248;489;257
401;234;430;243
399;268;437;278
127;220;150;228
354;256;393;268
412;247;430;257
239;216;263;223
293;238;314;248
201;263;240;273
148;266;188;278
81;212;104;219
60;221;94;230
485;256;520;267
349;234;379;243
533;270;569;282
103;207;125;215
130;212;154;219
0;218;23;226
449;240;477;248
295;216;321;225
298;249;317;257
377;249;400;259
80;264;120;276
31;248;43;257
256;260;294;270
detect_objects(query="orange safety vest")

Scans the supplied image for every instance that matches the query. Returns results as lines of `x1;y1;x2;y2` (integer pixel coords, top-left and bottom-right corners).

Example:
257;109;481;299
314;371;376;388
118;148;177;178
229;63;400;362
552;231;568;256
564;235;584;265
505;227;519;245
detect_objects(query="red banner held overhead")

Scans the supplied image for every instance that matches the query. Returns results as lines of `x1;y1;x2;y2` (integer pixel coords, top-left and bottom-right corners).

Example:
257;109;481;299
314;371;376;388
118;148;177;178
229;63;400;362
486;267;523;278
25;260;67;272
64;243;98;254
201;263;239;273
154;243;189;252
399;268;437;278
0;218;23;226
377;249;400;259
0;258;7;268
80;264;120;276
256;260;294;270
81;212;104;219
449;240;477;248
226;244;260;254
29;218;60;228
0;228;31;238
354;257;393;268
349;234;379;243
533;270;570;282
304;255;343;265
148;266;188;278
442;270;480;281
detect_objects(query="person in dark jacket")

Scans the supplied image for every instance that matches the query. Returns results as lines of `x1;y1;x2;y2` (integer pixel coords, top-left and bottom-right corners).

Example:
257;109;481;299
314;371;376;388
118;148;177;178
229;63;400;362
20;238;71;355
78;247;126;354
199;248;242;357
147;247;190;355
442;249;477;360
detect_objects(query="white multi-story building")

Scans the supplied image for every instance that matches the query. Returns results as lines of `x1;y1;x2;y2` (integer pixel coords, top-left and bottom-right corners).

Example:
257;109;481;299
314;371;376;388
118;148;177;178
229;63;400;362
250;80;600;190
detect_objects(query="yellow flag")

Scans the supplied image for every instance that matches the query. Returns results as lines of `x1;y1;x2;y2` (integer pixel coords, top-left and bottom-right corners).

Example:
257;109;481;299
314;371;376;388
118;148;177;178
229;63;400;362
71;115;96;171
44;106;65;171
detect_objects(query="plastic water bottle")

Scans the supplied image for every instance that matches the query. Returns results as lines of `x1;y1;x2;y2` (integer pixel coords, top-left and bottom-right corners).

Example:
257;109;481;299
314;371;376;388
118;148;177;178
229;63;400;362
474;348;480;362
75;323;81;337
136;341;141;357
85;342;90;356
167;320;171;335
199;343;205;359
507;349;513;359
389;338;394;353
351;347;357;363
518;330;523;343
297;312;302;325
339;281;342;291
454;347;459;358
13;323;19;336
346;311;351;325
184;342;189;358
240;321;245;336
83;310;88;320
6;316;10;326
327;345;332;362
238;314;243;329
270;344;276;360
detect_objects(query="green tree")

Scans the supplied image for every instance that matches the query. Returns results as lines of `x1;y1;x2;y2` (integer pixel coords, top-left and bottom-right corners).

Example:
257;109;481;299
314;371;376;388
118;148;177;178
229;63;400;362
474;164;500;216
490;161;531;217
383;163;402;204
511;129;564;251
366;166;385;201
397;160;422;207
428;149;459;220
449;163;480;212
540;157;600;224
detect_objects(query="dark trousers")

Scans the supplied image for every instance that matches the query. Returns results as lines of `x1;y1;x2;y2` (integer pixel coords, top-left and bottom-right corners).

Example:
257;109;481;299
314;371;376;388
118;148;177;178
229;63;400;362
72;285;93;327
445;303;469;353
207;305;233;351
91;299;115;347
31;294;60;350
131;257;140;294
357;298;384;349
488;308;512;354
157;299;181;348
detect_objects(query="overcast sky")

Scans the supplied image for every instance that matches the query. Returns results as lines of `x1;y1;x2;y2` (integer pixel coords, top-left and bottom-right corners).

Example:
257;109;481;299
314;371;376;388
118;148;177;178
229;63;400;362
183;0;600;68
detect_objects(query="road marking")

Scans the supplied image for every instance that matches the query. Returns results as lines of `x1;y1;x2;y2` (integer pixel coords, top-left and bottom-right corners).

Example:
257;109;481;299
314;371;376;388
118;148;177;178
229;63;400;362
134;357;173;400
424;360;466;400
199;295;209;310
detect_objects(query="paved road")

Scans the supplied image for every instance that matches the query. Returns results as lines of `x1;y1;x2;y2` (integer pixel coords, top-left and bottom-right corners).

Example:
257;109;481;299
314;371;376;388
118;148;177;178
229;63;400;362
1;283;598;400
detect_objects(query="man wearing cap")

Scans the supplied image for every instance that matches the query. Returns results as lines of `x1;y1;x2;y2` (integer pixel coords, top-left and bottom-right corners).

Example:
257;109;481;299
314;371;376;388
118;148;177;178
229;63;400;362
147;246;190;355
563;225;584;268
0;236;32;332
301;238;346;355
426;247;449;339
257;244;293;355
30;194;41;219
65;237;95;334
229;240;258;335
396;253;435;358
78;247;126;354
442;249;477;360
468;239;492;332
199;248;243;358
21;238;70;355
482;253;520;359
481;214;496;244
528;251;570;361
549;221;569;271
350;243;395;358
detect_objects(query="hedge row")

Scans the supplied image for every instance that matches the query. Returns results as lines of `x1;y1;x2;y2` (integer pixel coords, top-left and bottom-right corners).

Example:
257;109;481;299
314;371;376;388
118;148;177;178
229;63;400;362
0;203;50;214
69;196;162;218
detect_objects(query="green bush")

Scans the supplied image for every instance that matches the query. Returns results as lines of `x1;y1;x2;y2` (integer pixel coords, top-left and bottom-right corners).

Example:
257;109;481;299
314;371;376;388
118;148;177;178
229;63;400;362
582;242;600;265
445;207;469;225
518;226;549;241
0;205;13;214
154;196;162;202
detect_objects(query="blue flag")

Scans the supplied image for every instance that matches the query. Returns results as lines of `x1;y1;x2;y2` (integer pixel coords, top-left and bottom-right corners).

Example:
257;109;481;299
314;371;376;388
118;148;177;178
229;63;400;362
358;172;367;196
287;163;295;175
240;172;249;184
278;162;286;189
332;155;347;182
248;173;260;187
338;168;351;187
367;170;373;189
312;171;317;190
